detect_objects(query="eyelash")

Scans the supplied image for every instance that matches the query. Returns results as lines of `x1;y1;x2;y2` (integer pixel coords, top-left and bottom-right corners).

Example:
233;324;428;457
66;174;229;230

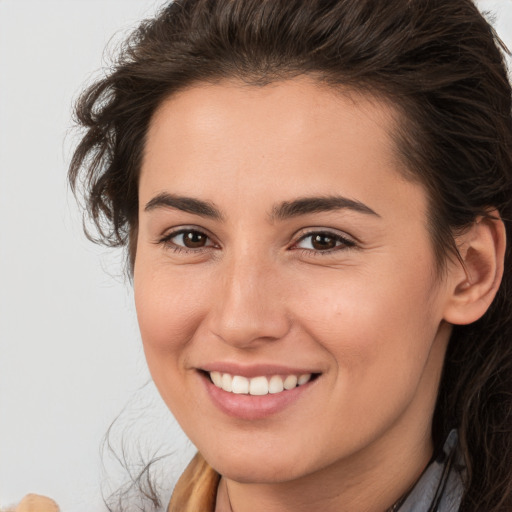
158;228;217;254
157;228;356;255
293;230;356;255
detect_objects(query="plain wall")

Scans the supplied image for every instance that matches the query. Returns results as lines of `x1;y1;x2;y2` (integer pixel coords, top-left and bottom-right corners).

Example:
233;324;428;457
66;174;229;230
0;2;193;511
0;1;511;511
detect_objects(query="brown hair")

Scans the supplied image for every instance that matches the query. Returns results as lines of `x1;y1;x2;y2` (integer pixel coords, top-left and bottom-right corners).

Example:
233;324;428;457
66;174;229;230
69;1;512;510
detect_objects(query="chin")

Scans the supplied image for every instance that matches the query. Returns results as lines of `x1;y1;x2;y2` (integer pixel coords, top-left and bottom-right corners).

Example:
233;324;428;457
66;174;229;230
217;462;302;485
202;443;323;485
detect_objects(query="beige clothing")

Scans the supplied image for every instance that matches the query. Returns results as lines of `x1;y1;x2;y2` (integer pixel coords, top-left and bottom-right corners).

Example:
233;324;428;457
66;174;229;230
168;452;220;512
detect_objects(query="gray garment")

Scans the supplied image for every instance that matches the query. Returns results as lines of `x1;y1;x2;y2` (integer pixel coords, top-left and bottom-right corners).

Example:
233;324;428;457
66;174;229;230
399;430;466;512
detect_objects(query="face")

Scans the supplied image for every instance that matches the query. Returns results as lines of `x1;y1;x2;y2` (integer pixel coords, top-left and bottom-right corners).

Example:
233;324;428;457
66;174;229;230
134;79;455;485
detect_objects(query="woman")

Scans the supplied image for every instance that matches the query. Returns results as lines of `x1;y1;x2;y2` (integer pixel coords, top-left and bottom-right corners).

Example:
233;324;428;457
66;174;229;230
69;0;512;510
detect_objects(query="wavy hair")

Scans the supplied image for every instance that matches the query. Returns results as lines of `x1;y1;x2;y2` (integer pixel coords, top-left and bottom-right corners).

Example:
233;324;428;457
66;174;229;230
69;1;512;510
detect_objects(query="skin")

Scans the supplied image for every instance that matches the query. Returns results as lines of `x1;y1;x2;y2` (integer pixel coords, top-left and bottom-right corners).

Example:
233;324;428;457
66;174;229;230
134;79;469;512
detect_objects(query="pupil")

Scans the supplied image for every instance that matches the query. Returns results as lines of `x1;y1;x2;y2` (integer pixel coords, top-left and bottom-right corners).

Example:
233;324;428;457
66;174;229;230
184;231;206;248
312;234;336;250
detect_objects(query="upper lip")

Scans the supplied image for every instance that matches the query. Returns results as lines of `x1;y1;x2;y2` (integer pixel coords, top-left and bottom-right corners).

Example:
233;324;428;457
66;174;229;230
198;362;321;378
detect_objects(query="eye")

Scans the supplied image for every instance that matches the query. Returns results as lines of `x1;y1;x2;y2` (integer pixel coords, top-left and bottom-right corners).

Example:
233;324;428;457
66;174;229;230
160;228;215;251
294;231;355;252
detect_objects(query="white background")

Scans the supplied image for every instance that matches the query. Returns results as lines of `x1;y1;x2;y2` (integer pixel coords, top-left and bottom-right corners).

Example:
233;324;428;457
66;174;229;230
0;1;511;511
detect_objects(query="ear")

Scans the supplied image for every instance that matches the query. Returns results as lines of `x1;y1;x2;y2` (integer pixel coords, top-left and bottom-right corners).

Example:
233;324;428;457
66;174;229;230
443;211;506;326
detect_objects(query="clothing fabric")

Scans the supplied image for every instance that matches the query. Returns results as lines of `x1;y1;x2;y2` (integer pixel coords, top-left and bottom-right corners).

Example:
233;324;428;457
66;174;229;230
399;430;466;512
168;430;466;512
168;452;220;511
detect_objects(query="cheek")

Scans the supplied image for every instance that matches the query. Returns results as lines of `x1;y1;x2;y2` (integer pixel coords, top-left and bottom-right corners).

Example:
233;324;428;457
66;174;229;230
134;263;208;362
291;260;442;393
133;262;212;423
296;265;436;341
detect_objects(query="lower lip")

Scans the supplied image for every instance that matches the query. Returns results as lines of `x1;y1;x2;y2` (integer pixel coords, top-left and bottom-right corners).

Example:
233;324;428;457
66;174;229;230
200;372;317;420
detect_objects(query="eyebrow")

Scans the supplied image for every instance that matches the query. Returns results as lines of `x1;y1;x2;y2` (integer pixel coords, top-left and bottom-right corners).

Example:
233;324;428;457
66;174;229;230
270;196;380;220
144;193;223;220
144;193;379;221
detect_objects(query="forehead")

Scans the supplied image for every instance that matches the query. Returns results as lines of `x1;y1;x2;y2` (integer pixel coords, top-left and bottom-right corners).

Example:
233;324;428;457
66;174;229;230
145;79;400;155
140;78;419;215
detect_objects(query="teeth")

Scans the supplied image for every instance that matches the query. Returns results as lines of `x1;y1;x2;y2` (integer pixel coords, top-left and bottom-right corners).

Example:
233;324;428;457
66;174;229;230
249;376;268;396
268;375;284;394
210;371;222;387
221;373;233;392
283;375;298;390
298;374;312;385
232;375;249;394
209;372;313;395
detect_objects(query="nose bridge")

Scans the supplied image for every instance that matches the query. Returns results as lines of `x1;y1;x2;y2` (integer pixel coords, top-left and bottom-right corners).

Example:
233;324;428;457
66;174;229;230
209;246;290;347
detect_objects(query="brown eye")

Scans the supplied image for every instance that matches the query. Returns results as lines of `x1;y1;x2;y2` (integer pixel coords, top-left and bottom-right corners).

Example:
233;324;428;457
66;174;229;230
182;231;208;248
311;234;337;250
295;231;355;252
164;229;213;250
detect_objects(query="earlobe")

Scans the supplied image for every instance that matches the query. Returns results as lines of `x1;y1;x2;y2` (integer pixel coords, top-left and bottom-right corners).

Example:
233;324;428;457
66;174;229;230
443;211;506;326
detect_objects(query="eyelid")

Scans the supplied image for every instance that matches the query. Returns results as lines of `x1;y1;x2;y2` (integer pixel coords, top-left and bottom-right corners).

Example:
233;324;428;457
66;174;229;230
155;225;356;254
292;225;360;243
157;225;219;251
290;228;357;252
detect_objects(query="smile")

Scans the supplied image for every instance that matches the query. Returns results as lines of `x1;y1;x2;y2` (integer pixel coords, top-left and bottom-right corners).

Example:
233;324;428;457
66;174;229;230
209;371;313;395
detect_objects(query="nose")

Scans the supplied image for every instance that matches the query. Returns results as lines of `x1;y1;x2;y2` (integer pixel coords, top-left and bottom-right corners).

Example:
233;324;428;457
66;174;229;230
206;253;291;349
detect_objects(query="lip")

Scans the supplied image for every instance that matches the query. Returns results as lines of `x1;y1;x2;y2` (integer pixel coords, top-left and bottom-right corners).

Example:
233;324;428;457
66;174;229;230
198;366;320;420
200;362;319;379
